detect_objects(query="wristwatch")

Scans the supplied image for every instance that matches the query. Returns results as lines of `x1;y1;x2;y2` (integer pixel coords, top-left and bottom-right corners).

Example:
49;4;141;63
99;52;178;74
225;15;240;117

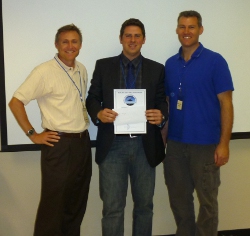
158;115;166;128
26;128;35;137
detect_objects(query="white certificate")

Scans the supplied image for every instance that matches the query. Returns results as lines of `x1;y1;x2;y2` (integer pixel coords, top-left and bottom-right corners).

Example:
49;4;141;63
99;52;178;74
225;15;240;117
113;89;146;134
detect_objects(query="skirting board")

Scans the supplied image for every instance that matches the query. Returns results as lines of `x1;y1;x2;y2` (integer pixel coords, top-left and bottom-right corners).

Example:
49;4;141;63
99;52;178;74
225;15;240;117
154;228;250;236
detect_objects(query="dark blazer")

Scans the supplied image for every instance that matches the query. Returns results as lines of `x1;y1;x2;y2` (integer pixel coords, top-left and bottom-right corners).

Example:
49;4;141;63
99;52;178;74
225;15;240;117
86;55;168;167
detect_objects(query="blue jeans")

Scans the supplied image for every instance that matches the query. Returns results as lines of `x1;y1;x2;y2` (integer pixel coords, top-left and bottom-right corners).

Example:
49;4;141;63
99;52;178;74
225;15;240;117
99;135;155;236
163;140;220;236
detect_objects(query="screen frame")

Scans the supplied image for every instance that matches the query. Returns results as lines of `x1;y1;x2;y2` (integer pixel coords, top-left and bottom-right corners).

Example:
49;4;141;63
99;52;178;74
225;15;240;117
1;1;249;152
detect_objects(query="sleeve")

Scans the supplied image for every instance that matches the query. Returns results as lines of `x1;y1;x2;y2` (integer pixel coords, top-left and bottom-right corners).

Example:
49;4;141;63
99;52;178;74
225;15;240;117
13;67;46;105
156;64;169;123
213;54;234;94
86;60;103;126
164;59;171;97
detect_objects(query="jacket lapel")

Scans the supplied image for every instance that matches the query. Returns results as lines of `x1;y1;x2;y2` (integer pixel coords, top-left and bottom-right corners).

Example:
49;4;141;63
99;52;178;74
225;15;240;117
141;57;151;90
110;56;121;89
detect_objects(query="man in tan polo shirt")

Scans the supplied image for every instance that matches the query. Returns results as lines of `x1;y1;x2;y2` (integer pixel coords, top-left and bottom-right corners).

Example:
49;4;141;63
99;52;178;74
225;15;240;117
9;24;91;236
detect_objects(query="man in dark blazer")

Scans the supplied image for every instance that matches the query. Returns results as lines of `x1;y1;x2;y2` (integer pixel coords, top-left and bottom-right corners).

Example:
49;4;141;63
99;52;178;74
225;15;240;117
86;18;168;236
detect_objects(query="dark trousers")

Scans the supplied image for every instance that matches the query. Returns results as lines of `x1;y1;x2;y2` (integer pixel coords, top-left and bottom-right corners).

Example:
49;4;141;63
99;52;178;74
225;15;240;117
34;131;92;236
164;140;220;236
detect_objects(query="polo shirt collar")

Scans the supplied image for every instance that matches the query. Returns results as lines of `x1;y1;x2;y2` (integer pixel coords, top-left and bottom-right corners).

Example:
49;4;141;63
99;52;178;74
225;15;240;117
54;53;79;72
177;42;204;60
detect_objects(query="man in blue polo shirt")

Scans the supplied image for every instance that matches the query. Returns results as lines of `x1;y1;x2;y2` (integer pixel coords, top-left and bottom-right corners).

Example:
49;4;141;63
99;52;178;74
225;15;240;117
163;10;234;236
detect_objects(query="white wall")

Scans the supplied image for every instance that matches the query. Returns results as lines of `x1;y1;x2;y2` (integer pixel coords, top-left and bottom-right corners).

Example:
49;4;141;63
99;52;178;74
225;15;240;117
0;139;249;236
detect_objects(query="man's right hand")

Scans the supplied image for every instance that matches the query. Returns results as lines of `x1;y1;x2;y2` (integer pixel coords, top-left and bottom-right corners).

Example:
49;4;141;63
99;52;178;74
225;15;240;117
97;108;118;123
30;130;60;147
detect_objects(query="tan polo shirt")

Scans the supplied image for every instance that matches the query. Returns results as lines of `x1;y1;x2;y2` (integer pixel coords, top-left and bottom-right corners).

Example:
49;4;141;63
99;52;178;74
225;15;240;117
14;54;89;132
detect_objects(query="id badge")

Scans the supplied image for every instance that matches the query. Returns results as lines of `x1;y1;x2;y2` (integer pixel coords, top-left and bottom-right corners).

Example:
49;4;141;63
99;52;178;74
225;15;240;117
82;103;90;124
177;100;183;110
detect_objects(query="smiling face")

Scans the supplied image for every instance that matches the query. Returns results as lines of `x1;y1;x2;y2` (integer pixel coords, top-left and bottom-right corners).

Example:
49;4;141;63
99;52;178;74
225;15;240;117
120;25;145;61
55;30;82;67
176;16;203;50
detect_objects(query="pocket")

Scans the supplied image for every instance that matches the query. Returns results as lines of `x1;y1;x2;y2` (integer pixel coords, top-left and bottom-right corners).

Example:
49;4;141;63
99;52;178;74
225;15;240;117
202;162;221;191
41;140;65;161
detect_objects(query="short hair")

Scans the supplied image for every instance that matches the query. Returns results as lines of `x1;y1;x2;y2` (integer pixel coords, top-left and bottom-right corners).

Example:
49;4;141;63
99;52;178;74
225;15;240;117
120;18;145;38
178;10;202;27
55;24;82;43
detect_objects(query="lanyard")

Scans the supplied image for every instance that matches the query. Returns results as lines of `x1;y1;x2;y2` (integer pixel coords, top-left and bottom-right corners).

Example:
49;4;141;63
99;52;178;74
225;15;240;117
54;57;84;102
120;59;142;88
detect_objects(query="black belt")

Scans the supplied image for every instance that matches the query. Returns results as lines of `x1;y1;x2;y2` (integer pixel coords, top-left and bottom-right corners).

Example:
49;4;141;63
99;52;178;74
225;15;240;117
45;129;87;138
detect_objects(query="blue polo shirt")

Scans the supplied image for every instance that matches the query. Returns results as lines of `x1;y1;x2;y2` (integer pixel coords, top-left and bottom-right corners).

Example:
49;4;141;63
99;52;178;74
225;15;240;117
165;43;234;144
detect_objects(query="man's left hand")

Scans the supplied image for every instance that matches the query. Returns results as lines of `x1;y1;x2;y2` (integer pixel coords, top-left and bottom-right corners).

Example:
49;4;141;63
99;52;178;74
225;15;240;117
214;143;229;167
146;109;163;125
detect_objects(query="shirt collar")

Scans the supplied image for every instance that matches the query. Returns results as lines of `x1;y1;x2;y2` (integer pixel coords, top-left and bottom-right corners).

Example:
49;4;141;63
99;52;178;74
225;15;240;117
54;53;79;72
120;53;142;68
177;42;204;60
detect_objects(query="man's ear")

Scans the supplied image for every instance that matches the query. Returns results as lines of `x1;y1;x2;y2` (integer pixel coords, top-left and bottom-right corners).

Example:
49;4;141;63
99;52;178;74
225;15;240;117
142;36;146;44
199;26;204;35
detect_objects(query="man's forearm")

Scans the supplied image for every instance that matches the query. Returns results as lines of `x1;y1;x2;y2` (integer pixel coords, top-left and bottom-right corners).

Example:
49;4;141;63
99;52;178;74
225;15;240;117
219;92;234;146
9;97;34;135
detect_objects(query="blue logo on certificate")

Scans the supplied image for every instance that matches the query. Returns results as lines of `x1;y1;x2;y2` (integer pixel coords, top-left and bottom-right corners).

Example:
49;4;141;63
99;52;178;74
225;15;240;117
124;95;137;106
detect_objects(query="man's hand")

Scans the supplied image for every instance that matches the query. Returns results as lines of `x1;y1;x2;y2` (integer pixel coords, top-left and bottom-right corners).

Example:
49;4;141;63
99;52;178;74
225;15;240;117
97;108;118;123
146;109;164;125
214;143;229;167
30;130;60;147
